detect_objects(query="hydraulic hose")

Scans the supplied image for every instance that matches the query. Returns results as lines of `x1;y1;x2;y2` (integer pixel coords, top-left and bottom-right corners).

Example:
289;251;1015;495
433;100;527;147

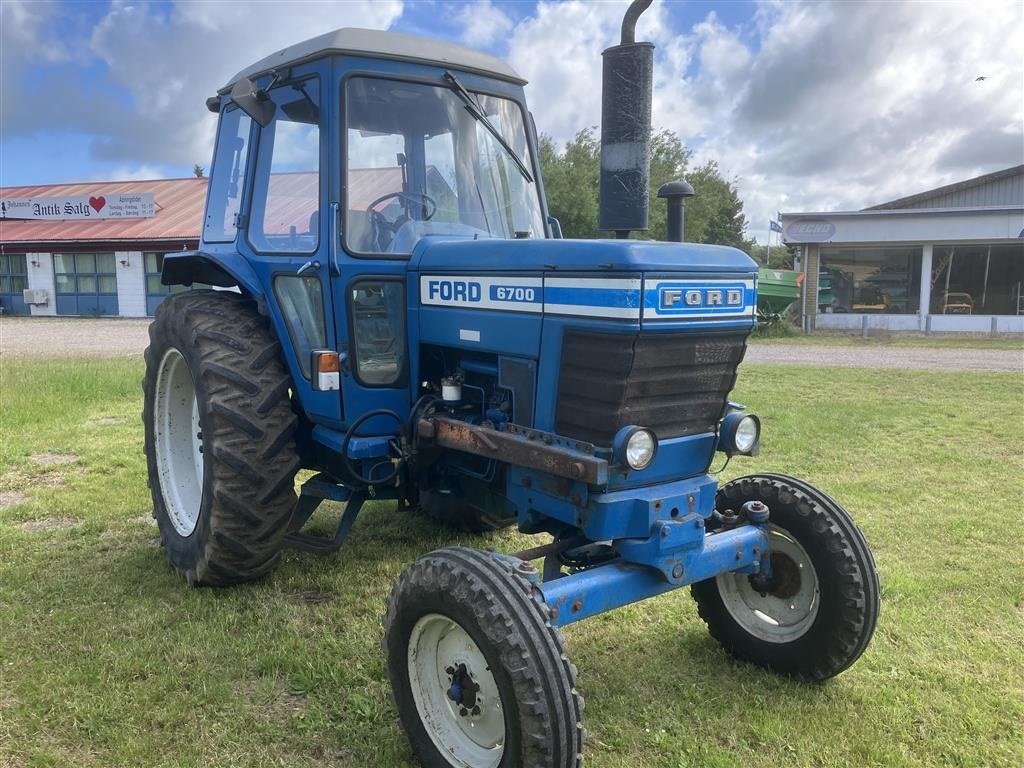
340;408;406;489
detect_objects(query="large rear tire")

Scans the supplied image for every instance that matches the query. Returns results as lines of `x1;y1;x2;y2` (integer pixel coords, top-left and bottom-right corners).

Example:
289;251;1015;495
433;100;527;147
691;474;879;681
143;290;300;586
385;548;584;768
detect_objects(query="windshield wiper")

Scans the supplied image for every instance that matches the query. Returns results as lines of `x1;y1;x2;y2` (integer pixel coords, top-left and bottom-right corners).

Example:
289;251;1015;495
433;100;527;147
442;71;533;183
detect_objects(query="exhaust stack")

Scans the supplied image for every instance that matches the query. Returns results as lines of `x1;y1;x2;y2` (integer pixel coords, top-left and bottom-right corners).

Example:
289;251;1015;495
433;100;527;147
598;0;654;238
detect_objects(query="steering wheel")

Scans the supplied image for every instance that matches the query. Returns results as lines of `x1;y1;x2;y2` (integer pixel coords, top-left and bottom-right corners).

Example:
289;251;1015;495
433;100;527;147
366;191;437;251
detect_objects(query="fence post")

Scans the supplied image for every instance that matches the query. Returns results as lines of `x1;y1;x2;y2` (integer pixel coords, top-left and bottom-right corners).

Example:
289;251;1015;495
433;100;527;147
861;315;869;339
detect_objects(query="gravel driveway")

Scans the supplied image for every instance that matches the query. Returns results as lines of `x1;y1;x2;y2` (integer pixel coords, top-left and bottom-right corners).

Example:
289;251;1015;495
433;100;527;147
745;343;1023;373
1;317;1021;372
1;317;152;358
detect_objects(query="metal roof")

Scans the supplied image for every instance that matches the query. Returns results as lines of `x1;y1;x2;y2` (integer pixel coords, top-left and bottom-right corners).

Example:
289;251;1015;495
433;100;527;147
864;164;1024;210
223;27;526;91
0;178;206;248
0;168;449;248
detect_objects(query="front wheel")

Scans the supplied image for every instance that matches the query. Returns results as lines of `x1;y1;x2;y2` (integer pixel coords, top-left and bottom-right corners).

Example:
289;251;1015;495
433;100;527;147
691;474;879;681
384;548;584;768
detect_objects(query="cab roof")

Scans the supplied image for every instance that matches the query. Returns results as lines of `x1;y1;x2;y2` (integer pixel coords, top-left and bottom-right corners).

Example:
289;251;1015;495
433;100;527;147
222;27;526;92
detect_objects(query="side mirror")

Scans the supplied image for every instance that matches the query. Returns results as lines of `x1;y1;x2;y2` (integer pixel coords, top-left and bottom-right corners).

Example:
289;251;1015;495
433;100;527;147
229;77;275;127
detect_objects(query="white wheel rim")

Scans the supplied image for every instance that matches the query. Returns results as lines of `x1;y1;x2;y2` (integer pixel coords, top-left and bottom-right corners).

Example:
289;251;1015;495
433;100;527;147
407;613;505;768
154;348;204;537
716;524;820;643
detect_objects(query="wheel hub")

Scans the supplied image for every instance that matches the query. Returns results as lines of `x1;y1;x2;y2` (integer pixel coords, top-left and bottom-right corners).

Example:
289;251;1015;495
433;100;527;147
446;663;483;716
407;613;505;767
716;524;820;643
750;551;802;599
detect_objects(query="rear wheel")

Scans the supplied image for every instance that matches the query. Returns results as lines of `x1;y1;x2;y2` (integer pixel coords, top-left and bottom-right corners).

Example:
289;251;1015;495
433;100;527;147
385;548;584;767
691;474;879;680
143;290;300;586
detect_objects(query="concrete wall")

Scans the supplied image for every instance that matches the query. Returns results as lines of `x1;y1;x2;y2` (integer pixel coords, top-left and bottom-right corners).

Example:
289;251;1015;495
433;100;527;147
25;252;56;316
816;312;1024;333
115;251;147;317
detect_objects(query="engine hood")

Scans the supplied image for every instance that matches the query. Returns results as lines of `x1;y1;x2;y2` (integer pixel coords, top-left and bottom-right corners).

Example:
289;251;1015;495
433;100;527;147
408;236;758;276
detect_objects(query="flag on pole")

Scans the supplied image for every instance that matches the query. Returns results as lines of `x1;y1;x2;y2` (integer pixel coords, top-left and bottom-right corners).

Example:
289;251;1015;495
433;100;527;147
769;220;783;233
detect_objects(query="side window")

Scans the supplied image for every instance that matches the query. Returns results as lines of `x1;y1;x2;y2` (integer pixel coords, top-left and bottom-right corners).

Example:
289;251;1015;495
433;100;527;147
249;79;321;254
204;108;252;243
350;281;406;386
274;275;327;378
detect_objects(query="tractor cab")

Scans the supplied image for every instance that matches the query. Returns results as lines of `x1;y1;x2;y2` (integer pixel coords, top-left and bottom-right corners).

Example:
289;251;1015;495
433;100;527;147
174;28;551;434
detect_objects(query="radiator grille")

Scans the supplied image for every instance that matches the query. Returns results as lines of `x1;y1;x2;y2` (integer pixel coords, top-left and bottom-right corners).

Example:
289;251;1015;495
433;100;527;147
555;330;748;445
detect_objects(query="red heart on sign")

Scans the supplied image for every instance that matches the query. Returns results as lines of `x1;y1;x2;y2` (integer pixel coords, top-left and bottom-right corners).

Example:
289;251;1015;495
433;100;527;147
88;196;106;213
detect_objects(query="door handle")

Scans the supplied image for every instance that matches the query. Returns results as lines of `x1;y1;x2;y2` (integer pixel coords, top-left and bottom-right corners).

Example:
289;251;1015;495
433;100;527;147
329;201;341;276
296;260;321;275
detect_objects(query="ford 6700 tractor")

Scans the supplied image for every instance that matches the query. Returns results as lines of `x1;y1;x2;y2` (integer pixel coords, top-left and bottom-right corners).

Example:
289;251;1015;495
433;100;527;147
144;5;879;766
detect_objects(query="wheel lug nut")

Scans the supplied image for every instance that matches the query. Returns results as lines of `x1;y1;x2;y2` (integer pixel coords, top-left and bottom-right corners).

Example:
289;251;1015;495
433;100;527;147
471;705;481;716
459;707;468;717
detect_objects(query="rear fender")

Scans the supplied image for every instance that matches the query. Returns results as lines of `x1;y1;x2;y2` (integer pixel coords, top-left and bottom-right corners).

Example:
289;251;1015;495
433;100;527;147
162;251;266;311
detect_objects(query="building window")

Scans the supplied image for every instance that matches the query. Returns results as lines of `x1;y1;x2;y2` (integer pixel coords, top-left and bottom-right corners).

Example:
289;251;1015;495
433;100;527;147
53;253;119;316
819;247;922;315
0;253;29;315
931;244;1024;316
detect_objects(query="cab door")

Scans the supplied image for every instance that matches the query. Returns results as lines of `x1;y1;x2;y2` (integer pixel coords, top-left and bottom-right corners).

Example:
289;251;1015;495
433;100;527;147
239;61;345;429
328;70;416;430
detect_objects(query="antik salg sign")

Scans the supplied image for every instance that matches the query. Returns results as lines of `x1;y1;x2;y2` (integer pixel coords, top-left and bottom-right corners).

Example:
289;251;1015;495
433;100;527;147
0;193;155;220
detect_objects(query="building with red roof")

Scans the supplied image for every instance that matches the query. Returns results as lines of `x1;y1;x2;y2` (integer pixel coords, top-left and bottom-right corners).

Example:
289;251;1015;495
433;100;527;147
0;177;206;316
0;168;408;317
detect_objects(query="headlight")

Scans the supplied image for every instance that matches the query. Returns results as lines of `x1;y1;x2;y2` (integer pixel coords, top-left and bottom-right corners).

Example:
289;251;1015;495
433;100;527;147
734;416;760;453
614;426;658;470
719;412;761;456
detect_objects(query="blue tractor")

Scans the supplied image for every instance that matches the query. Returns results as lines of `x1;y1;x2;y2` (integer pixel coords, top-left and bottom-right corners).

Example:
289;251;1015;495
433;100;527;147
144;6;878;766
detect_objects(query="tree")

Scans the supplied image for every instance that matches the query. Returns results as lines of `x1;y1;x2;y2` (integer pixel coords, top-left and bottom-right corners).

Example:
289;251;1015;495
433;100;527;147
680;160;750;250
193;164;205;178
538;129;600;239
538;128;758;252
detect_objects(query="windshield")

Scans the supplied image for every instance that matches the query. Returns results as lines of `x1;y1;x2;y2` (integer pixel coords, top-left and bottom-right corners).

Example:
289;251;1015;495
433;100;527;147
345;76;545;255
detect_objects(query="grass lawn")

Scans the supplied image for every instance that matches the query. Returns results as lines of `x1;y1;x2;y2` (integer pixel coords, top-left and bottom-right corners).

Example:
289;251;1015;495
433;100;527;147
1;359;1022;768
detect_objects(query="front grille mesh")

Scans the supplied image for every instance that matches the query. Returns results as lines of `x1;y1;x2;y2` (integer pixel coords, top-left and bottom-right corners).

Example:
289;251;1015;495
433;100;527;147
555;330;748;445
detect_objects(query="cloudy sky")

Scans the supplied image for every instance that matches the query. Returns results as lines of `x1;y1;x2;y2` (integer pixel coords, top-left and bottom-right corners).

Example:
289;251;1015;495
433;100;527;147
2;0;1022;242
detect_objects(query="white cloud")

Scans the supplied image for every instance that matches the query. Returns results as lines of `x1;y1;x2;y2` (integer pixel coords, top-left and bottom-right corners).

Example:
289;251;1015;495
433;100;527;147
459;0;514;48
83;1;403;169
510;0;1024;243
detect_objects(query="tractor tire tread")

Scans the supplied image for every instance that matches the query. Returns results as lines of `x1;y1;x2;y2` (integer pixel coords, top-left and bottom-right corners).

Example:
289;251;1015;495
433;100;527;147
691;474;879;681
143;289;298;587
384;547;584;768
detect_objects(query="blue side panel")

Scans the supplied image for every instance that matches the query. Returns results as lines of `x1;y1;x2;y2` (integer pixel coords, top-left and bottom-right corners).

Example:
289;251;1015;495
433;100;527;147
417;306;542;357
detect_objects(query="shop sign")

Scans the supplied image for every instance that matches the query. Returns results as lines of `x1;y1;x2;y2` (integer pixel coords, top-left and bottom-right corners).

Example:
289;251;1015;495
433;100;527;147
785;218;836;242
0;193;155;220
